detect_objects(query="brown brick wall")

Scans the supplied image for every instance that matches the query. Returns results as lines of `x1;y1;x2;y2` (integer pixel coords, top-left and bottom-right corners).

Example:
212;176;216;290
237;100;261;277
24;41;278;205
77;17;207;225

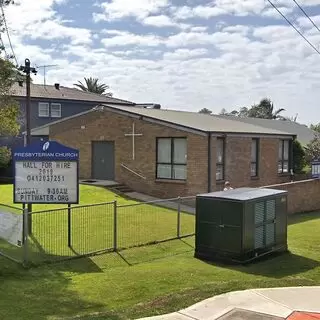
262;179;320;214
50;110;208;198
213;136;291;191
50;109;292;198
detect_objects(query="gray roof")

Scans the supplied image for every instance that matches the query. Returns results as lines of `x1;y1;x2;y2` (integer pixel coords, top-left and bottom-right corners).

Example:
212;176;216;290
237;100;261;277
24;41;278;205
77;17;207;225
30;104;296;137
216;115;316;145
102;105;296;135
197;187;287;201
10;82;135;105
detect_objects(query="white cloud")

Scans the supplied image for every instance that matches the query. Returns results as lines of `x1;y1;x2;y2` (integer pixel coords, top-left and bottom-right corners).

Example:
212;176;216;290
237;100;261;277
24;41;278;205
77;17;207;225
190;26;208;32
141;14;190;29
163;48;208;60
297;14;320;28
222;25;251;35
3;0;320;126
3;0;92;50
142;14;177;27
101;30;162;47
171;5;227;20
93;0;169;22
171;0;320;21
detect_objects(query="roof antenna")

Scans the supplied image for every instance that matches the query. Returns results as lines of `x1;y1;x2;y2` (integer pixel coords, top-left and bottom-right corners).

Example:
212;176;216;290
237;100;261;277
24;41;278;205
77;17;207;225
35;64;58;86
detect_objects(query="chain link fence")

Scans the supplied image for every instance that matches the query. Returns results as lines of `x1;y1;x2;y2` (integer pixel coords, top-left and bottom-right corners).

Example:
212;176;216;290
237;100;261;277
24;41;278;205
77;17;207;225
0;196;196;266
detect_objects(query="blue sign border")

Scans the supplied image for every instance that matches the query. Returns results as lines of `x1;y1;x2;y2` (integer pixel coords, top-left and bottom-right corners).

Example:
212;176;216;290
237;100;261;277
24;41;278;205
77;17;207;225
13;141;80;204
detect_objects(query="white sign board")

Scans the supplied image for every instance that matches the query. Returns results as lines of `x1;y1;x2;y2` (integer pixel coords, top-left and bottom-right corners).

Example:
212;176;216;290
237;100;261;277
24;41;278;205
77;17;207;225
13;141;79;204
0;211;23;247
14;161;78;204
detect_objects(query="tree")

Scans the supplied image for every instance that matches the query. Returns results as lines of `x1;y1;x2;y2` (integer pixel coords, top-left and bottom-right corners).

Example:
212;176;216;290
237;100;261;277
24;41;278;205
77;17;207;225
247;98;285;119
0;58;20;168
74;77;113;96
198;108;212;114
292;139;306;173
222;98;286;120
305;135;320;162
310;123;320;133
219;108;228;115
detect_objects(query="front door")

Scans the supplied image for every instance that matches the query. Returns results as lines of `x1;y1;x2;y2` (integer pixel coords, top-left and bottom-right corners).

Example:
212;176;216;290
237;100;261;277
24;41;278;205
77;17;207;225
92;141;115;180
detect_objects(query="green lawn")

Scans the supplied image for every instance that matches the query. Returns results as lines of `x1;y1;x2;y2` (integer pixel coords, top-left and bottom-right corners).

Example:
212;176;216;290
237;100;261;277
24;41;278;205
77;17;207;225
1;185;320;320
0;184;194;264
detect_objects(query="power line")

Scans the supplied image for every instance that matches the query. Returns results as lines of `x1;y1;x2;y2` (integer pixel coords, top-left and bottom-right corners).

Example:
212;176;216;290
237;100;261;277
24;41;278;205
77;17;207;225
0;32;8;58
291;0;320;33
266;0;320;55
0;0;18;65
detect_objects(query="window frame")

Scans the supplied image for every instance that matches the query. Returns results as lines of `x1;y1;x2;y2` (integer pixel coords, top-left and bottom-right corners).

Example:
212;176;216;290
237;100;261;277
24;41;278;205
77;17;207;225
278;139;290;174
251;138;259;177
51;103;62;118
38;102;50;117
216;137;225;181
156;137;187;181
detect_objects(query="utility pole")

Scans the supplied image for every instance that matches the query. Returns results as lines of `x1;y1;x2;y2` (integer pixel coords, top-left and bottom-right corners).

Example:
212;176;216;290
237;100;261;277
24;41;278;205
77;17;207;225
36;64;58;86
19;58;37;234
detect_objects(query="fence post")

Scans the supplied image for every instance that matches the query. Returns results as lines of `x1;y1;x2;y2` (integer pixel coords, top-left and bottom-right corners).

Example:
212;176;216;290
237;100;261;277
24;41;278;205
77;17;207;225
177;197;181;239
22;203;26;244
67;204;71;248
23;207;29;267
113;201;117;252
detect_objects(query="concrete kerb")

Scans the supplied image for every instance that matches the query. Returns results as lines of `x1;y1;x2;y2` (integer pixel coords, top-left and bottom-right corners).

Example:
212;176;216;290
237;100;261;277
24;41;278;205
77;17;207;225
137;286;320;320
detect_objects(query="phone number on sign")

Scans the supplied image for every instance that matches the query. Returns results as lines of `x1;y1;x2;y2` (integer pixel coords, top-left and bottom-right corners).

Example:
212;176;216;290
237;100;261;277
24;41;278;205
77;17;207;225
26;175;66;182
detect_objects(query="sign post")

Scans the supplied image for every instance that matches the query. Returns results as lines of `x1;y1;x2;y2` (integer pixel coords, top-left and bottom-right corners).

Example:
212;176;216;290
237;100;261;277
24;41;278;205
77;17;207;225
13;141;79;235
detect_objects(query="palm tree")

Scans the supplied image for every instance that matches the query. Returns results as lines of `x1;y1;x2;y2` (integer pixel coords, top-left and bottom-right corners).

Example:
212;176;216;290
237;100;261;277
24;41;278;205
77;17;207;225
248;98;285;119
74;77;112;96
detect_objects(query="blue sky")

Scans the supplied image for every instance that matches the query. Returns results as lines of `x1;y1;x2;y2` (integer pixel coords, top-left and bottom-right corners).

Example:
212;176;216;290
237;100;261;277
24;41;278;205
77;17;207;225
2;0;320;125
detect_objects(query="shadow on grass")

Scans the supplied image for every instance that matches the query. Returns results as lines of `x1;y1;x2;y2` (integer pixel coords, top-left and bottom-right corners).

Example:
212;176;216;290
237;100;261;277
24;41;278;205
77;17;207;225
202;251;320;278
0;257;121;320
117;238;195;266
0;234;104;273
288;211;320;225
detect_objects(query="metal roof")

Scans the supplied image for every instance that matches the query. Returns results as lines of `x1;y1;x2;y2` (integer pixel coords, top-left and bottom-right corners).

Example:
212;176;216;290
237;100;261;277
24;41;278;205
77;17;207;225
29;104;297;137
102;105;296;136
197;187;288;201
216;115;315;145
11;82;135;105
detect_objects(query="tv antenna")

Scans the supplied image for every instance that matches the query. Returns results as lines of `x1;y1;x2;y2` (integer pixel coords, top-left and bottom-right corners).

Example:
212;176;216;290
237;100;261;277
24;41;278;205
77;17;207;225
36;64;58;86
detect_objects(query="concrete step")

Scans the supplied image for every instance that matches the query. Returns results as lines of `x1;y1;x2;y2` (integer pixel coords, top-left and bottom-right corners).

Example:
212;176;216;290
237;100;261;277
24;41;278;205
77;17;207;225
109;184;134;194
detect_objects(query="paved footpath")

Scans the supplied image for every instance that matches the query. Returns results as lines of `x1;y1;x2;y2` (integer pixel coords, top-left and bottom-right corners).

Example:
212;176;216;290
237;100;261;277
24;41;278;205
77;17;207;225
139;287;320;320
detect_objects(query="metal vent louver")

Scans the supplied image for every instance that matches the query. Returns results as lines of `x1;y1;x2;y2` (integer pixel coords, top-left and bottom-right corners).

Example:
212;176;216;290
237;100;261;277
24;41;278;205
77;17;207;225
266;223;275;246
266;200;276;220
254;202;264;224
254;226;264;249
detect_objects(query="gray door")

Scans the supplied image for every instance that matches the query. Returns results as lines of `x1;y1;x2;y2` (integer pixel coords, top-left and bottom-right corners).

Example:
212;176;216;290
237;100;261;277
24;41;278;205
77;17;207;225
92;141;115;180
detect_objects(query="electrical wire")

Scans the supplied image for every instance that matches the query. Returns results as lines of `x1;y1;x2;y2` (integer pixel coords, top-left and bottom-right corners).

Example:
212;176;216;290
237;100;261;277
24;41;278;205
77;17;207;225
0;0;18;65
291;0;320;33
0;32;9;58
266;0;320;55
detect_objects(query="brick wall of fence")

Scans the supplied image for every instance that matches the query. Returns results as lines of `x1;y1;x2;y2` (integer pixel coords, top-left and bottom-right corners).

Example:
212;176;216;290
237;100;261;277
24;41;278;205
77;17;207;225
263;179;320;214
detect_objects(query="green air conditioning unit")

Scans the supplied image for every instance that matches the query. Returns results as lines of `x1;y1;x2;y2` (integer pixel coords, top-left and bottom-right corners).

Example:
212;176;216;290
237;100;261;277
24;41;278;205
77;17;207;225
195;187;288;264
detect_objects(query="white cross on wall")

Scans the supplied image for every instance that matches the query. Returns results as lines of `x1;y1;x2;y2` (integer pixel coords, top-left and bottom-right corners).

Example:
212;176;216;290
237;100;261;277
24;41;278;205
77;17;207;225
124;123;143;160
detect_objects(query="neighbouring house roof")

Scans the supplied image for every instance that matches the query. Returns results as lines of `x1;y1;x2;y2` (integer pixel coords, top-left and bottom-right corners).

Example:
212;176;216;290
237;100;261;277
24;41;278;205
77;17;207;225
28;105;297;137
215;115;316;146
10;82;135;105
